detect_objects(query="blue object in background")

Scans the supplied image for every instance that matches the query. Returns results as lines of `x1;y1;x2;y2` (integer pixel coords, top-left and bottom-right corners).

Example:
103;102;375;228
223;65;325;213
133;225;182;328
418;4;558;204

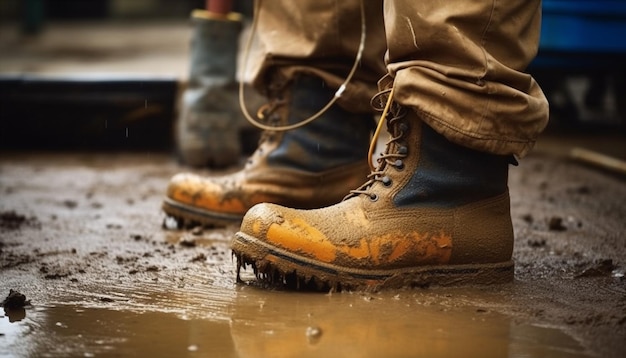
531;1;626;127
540;0;626;54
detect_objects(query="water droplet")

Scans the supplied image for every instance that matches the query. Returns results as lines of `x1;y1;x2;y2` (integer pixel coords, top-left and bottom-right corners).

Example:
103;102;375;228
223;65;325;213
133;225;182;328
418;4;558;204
306;326;322;343
163;216;179;230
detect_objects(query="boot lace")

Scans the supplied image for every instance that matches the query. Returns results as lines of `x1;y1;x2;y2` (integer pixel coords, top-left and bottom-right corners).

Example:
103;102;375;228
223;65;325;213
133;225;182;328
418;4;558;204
346;87;408;201
244;97;287;167
238;0;367;132
254;97;287;145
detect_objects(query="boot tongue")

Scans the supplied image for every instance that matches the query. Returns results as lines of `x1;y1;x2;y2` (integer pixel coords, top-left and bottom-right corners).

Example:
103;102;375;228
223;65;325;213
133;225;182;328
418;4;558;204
344;100;409;201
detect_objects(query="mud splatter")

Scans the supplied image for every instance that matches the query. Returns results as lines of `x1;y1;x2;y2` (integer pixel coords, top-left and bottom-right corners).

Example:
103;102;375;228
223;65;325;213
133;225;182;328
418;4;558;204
0;211;40;230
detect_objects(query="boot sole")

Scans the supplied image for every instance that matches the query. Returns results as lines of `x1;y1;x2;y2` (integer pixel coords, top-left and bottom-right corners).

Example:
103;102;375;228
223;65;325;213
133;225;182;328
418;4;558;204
162;197;243;228
232;231;514;290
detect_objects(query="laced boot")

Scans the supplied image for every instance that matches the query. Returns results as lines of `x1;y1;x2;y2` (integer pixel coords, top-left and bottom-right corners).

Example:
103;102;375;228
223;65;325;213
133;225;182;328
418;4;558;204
163;75;374;227
232;88;515;290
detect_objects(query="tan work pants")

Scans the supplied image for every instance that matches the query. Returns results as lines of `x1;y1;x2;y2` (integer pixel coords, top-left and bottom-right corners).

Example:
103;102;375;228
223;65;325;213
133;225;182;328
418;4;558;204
249;0;549;157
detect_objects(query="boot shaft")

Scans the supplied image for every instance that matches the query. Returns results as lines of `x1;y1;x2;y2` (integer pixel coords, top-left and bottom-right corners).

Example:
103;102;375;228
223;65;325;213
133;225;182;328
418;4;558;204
395;119;510;208
360;95;511;209
256;75;375;172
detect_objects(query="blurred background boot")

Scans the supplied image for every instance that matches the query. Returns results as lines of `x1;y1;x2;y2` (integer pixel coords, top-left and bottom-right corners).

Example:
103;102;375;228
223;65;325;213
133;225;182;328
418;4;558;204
176;9;245;168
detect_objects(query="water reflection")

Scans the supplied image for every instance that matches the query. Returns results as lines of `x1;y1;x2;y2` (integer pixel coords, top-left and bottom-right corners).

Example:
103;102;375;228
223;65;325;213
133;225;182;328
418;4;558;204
4;307;26;323
0;285;589;358
230;287;587;358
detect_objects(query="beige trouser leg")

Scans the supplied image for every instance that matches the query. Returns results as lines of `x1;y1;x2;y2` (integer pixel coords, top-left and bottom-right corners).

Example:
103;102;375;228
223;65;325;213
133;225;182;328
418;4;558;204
248;0;387;113
250;0;548;156
384;0;549;157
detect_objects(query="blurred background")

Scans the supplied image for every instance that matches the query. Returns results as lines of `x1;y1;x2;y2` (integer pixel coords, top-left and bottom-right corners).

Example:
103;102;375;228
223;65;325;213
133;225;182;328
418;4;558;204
0;0;254;151
0;0;624;163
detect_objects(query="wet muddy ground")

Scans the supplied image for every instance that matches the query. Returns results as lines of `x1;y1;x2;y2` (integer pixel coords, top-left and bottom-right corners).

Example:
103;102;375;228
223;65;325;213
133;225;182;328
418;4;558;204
0;132;625;357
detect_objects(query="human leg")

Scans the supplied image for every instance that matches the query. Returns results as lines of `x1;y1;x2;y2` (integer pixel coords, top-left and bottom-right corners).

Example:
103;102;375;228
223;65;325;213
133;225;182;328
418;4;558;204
384;0;549;157
231;0;549;289
163;0;386;227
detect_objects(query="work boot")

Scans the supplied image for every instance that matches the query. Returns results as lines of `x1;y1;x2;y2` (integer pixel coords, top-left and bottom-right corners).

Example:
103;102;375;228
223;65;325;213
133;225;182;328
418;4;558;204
163;75;374;227
232;88;515;290
176;10;246;168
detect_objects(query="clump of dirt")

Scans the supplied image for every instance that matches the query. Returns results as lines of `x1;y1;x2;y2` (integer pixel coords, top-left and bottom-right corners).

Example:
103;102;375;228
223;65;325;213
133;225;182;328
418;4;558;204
39;262;74;280
1;252;34;269
2;289;30;309
178;236;197;247
0;211;40;230
527;238;546;248
575;259;617;278
547;216;567;231
190;253;207;262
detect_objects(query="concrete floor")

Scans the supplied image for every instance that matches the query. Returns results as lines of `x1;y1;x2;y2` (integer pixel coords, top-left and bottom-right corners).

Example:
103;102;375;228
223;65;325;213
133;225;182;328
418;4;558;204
0;20;189;77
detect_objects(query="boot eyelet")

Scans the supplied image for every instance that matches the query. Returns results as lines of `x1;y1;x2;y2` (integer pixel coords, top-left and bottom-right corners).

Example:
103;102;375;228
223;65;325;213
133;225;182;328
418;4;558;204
369;194;379;202
394;160;404;170
382;176;392;187
397;145;408;155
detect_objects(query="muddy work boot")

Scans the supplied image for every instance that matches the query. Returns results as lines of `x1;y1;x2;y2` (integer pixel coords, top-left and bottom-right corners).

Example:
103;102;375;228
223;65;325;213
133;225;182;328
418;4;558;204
176;10;246;168
163;75;374;227
232;89;516;290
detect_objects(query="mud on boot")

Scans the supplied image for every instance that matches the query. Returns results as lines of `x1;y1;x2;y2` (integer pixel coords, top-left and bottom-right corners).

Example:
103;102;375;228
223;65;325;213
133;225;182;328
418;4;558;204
232;88;516;290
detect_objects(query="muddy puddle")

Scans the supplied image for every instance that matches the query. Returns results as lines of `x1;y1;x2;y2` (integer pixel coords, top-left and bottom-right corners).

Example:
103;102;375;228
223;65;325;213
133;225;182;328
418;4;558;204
2;283;589;358
1;151;624;357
